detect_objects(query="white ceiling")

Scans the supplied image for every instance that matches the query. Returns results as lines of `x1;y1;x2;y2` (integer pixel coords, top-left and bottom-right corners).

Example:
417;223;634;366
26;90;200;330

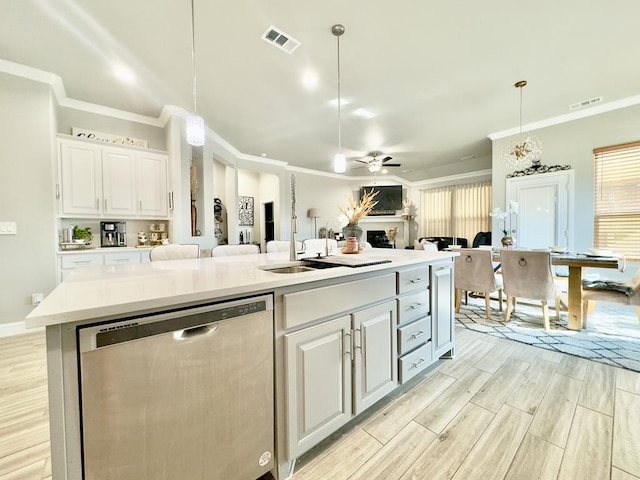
2;0;640;180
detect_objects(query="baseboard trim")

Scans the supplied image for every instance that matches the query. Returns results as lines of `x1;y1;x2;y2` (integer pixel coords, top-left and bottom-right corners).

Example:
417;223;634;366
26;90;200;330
0;321;43;337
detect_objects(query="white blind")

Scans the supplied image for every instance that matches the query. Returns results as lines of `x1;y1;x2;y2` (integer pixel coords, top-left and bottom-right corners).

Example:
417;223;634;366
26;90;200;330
593;142;640;260
420;181;492;244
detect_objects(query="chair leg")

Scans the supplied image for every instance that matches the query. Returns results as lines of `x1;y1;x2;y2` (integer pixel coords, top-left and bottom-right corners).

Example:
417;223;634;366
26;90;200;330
464;290;468;305
636;306;640;322
484;293;491;320
554;296;560;321
505;295;514;322
498;288;503;312
541;301;551;331
455;289;462;313
582;300;590;329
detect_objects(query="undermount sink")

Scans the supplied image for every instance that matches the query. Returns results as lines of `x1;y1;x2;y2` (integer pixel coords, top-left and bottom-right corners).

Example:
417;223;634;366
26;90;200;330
260;265;316;274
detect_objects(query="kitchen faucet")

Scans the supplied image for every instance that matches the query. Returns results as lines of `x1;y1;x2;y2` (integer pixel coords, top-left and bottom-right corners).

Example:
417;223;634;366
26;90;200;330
290;174;298;262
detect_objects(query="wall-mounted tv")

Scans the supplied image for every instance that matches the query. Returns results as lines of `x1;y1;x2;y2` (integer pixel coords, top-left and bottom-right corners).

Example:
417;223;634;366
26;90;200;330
359;185;403;216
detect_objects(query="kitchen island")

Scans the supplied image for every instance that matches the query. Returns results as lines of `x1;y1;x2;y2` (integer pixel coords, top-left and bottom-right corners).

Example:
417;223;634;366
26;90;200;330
26;248;456;480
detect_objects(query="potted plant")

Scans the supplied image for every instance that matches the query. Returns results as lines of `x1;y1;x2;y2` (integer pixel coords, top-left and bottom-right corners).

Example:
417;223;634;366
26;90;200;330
72;225;92;244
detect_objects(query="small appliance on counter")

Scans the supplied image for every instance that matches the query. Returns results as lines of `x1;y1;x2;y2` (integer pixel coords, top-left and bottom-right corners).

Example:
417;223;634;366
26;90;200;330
100;222;127;247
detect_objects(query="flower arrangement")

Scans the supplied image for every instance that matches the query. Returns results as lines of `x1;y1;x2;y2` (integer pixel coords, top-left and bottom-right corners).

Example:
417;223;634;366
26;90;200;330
337;188;379;226
489;200;519;236
385;227;399;245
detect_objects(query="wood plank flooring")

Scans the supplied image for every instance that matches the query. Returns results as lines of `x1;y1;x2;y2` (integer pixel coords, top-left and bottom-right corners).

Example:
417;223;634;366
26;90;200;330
2;328;640;480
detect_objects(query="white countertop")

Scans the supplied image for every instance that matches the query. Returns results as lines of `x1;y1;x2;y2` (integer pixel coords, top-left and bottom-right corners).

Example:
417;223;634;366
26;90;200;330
27;249;454;328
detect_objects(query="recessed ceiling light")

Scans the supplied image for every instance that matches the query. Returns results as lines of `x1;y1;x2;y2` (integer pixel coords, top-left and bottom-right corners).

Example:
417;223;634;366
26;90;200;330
401;169;414;173
353;108;375;119
329;98;350;107
114;66;135;83
302;71;318;89
261;153;267;157
381;168;388;174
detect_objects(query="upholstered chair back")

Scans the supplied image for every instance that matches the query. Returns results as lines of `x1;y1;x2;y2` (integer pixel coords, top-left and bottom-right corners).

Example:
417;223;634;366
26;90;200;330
500;250;556;301
211;244;260;257
149;244;200;261
455;249;499;293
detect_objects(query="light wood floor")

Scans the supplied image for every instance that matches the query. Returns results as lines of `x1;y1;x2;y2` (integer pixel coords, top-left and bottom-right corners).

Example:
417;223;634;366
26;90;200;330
2;328;640;480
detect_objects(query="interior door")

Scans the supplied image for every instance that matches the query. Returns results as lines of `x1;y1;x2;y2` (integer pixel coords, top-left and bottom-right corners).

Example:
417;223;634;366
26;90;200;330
507;170;574;250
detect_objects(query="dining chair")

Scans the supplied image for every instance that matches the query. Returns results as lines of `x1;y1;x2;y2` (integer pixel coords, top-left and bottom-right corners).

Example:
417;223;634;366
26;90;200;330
454;248;503;319
303;238;338;256
211;244;260;256
582;268;640;328
266;240;304;253
149;244;200;261
500;250;562;330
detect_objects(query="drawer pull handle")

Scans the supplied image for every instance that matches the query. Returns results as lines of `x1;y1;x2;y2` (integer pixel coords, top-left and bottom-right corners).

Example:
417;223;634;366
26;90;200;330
410;303;425;310
73;261;91;265
411;330;426;339
410;278;424;283
412;358;426;369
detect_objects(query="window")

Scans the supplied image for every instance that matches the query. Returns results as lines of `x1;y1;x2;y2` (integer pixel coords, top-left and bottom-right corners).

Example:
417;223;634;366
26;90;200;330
420;181;492;243
593;142;640;260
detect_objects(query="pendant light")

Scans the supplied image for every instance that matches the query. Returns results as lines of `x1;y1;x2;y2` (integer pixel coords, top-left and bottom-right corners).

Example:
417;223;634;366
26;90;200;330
186;0;205;146
332;24;346;173
502;80;542;170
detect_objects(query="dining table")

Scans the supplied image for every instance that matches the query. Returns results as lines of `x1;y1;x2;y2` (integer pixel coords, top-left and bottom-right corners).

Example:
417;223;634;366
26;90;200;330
489;249;621;331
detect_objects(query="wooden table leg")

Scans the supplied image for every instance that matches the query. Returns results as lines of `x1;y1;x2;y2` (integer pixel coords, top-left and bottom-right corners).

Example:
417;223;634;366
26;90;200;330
566;266;584;330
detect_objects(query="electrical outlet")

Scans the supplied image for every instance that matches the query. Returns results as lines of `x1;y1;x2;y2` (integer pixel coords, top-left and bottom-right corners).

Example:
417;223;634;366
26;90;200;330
32;293;44;306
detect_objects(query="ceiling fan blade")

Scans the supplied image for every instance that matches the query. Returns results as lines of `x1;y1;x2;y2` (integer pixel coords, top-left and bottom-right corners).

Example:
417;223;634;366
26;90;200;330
380;156;394;163
383;163;401;167
355;159;370;164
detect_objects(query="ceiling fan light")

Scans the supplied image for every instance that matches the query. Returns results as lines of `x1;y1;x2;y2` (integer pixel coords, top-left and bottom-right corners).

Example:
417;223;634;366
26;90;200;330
186;114;205;146
334;153;346;173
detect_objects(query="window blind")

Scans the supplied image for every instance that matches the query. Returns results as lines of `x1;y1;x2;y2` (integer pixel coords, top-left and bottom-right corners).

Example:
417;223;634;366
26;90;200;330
593;141;640;260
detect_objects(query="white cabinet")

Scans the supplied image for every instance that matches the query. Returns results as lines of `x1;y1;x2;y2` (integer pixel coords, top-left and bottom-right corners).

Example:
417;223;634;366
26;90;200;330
58;249;149;283
58;138;169;219
59;141;102;215
431;260;455;359
285;316;353;458
285;299;396;458
352;301;397;414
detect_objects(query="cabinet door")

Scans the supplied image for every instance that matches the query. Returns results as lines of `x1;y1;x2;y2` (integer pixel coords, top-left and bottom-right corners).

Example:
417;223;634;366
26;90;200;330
137;152;168;218
431;261;455;359
102;148;137;216
285;316;352;458
60;141;102;215
352;300;397;415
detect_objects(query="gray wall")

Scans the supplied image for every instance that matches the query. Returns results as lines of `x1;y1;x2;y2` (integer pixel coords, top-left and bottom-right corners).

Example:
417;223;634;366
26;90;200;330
0;73;57;325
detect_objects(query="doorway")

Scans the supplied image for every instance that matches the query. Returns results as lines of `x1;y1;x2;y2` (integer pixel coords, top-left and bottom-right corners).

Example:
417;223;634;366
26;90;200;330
264;202;275;243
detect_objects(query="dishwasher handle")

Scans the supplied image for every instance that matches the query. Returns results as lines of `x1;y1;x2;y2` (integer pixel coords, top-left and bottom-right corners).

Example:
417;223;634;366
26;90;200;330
173;324;218;340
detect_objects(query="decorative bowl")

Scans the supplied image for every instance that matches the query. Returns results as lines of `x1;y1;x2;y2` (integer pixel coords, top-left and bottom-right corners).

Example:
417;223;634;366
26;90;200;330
550;246;567;253
588;248;613;256
74;239;87;244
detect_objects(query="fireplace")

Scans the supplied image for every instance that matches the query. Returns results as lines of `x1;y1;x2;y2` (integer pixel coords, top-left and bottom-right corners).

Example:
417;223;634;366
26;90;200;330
367;230;392;248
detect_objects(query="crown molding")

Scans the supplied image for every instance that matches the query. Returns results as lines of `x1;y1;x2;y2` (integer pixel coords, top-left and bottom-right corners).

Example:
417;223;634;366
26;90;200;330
488;94;640;140
412;169;492;188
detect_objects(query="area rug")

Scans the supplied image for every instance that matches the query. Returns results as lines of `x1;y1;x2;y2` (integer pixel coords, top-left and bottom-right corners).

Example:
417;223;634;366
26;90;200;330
455;296;640;373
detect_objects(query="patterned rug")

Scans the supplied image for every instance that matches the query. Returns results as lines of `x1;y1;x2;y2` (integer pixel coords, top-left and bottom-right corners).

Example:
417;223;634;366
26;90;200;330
455;295;640;373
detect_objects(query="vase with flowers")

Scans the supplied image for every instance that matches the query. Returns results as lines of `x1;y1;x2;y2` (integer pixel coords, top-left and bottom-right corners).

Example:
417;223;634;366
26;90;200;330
338;188;379;245
489;200;519;247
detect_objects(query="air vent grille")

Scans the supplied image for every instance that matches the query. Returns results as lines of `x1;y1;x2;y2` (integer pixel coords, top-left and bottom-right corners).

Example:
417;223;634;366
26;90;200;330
569;96;603;110
262;26;301;54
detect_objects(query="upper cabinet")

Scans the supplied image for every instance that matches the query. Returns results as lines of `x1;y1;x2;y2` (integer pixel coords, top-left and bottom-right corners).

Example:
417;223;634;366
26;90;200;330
58;138;169;219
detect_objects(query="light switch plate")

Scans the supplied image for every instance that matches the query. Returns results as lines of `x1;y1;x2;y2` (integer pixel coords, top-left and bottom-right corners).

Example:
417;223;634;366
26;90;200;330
0;222;17;235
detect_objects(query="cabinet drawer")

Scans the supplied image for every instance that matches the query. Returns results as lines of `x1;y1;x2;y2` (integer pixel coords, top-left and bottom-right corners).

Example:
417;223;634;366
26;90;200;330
399;342;432;384
397;290;429;325
60;254;103;269
104;252;141;265
397;266;429;294
398;317;430;356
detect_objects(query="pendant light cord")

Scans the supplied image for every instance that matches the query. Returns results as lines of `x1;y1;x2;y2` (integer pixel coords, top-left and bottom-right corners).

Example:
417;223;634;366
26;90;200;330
336;32;342;154
191;0;198;115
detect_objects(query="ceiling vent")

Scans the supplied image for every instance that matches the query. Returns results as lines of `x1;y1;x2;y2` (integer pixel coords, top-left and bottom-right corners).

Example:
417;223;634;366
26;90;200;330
569;96;603;110
262;26;301;54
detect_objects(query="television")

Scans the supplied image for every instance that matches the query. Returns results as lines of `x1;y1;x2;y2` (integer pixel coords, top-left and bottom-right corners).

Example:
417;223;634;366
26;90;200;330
359;185;403;216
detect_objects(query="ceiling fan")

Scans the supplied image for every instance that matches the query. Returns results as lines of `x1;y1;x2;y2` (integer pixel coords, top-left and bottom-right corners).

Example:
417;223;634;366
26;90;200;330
354;152;402;173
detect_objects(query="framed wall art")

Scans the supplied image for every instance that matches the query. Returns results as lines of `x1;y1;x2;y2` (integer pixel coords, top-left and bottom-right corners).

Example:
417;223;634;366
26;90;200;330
238;196;254;226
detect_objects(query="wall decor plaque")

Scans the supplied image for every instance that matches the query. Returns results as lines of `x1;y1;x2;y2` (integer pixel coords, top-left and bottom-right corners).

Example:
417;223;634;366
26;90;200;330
238;196;254;226
71;128;149;148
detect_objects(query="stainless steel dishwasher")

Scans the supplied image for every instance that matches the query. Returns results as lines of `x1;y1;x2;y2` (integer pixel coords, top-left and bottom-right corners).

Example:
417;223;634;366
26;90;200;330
77;295;274;480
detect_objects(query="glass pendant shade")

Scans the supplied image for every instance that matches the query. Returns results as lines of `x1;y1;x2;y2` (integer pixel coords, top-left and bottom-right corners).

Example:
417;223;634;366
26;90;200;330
186;114;205;146
502;134;542;170
334;153;346;173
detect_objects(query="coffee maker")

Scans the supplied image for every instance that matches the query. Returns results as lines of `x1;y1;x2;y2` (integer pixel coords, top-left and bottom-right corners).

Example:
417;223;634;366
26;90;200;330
101;222;127;247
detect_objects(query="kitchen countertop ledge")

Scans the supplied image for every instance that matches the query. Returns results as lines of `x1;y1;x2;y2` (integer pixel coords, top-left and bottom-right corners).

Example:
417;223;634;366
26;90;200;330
27;249;455;328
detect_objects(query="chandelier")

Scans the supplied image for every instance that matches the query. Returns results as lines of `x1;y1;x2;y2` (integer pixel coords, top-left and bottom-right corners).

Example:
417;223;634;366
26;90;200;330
332;24;346;173
502;80;542;170
186;0;205;146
